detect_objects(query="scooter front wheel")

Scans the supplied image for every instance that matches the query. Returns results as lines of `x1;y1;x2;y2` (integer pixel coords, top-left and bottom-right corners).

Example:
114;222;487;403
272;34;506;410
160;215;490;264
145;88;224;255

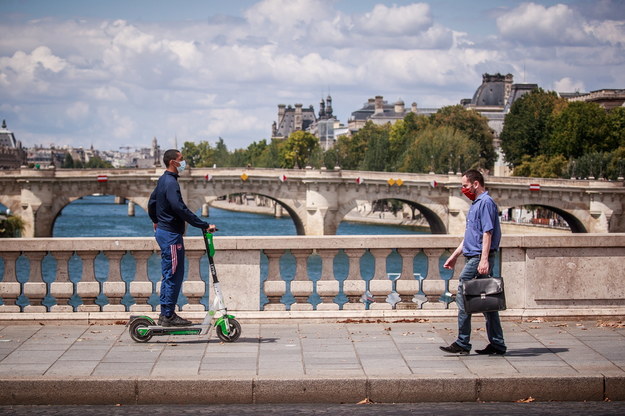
129;318;153;343
216;318;241;342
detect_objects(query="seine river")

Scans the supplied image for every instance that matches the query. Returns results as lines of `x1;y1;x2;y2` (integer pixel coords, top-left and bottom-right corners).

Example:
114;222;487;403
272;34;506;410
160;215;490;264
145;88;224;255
53;195;429;237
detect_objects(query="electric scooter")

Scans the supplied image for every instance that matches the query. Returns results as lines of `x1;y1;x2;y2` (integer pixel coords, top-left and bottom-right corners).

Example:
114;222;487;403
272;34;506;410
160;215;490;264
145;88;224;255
128;229;241;343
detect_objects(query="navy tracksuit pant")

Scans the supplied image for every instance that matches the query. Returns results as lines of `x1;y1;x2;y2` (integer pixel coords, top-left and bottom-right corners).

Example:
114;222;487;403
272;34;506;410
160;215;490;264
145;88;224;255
155;228;185;316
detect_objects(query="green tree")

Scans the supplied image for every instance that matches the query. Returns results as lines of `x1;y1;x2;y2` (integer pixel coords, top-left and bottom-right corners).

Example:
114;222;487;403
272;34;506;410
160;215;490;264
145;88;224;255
214;137;231;166
334;121;387;170
62;153;74;168
513;154;568;178
0;214;25;238
431;105;496;169
256;139;283;168
85;156;113;168
181;141;214;167
279;131;319;169
387;113;430;171
500;88;566;167
607;106;625;149
546;101;609;158
399;125;480;174
361;123;391;171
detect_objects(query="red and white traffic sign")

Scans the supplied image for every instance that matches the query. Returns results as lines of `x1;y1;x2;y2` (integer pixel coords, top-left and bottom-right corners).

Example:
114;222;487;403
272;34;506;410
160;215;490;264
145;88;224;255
97;175;108;183
529;183;540;191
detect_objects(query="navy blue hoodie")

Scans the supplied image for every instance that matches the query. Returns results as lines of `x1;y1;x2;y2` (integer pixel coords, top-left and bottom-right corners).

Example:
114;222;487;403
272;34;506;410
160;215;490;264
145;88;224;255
148;171;208;234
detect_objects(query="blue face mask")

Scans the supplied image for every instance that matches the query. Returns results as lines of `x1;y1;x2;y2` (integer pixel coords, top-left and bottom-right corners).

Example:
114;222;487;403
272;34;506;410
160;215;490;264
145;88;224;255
177;160;186;173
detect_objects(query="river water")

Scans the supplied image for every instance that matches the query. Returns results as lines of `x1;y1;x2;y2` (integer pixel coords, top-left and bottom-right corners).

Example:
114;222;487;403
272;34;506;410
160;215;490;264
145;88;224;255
53;195;429;237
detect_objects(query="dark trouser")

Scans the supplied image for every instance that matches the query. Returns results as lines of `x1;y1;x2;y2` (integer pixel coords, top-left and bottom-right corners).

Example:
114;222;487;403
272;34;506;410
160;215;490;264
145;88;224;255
155;228;185;316
454;254;506;352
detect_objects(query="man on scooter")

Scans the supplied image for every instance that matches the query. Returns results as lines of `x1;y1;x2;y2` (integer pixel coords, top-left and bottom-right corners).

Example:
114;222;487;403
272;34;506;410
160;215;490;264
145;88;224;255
148;149;216;327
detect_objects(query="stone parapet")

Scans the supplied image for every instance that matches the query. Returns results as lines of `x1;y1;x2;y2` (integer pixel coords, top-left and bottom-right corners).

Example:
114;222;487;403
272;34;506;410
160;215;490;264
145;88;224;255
1;234;624;319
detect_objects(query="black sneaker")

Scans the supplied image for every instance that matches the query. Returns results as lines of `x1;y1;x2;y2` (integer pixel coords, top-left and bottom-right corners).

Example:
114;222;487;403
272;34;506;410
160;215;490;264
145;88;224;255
158;313;192;327
475;344;506;355
439;342;470;355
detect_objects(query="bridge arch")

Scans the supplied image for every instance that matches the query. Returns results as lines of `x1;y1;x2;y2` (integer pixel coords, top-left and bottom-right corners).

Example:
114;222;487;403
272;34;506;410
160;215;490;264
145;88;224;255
186;190;306;236
501;203;587;233
332;195;447;235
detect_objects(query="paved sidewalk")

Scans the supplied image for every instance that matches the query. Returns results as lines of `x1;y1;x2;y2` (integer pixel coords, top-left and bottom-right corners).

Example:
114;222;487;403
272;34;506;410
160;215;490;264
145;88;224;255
0;319;624;404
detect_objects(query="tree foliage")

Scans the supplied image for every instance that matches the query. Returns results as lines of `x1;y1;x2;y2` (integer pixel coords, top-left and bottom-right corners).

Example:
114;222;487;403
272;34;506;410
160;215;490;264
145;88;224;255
279;130;320;169
546;101;608;158
431;105;496;169
0;214;25;238
513;154;569;178
399;125;481;174
500;88;566;166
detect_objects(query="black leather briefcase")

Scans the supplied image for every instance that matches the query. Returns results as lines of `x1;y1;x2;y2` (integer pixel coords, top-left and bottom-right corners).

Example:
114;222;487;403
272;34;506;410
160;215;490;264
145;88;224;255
462;276;506;314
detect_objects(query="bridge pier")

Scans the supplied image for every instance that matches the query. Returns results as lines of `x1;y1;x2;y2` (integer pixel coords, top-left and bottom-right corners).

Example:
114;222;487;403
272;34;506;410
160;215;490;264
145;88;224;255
127;201;135;217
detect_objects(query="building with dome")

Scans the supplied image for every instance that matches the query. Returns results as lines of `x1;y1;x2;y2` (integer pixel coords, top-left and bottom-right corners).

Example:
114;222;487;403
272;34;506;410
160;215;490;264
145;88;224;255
0;120;26;169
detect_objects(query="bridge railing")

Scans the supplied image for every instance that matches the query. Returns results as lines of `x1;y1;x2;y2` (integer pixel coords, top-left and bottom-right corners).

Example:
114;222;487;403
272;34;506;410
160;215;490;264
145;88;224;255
1;235;624;319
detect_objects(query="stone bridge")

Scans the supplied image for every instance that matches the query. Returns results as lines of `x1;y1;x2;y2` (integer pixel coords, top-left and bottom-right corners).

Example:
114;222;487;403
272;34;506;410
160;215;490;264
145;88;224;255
1;166;624;237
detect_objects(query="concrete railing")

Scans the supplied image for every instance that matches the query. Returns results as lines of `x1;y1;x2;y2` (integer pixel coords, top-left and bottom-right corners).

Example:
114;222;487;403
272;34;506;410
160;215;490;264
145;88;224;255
1;234;624;320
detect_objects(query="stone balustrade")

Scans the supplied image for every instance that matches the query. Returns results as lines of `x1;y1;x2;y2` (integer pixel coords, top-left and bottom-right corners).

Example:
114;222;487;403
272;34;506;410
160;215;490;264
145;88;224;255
1;234;624;319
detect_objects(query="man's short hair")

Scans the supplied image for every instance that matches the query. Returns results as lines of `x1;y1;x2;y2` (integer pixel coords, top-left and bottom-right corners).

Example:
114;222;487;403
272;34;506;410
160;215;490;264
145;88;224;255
163;149;180;168
463;169;484;186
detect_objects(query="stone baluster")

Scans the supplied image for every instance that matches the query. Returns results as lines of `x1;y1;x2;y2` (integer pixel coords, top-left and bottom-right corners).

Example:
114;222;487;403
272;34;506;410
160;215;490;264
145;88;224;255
396;248;421;307
75;251;100;311
182;250;207;311
102;251;125;312
22;251;47;313
342;248;366;310
369;248;393;310
422;248;446;309
0;252;21;312
49;251;74;312
290;249;313;311
129;251;155;311
262;249;286;311
316;249;339;310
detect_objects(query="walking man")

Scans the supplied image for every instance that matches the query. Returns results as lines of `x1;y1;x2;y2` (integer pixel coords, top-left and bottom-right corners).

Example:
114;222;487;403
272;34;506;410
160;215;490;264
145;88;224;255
440;169;506;355
148;149;215;327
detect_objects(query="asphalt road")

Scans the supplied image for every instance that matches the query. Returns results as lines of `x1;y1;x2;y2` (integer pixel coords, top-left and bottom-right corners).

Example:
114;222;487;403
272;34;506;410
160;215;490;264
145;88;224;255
2;402;625;416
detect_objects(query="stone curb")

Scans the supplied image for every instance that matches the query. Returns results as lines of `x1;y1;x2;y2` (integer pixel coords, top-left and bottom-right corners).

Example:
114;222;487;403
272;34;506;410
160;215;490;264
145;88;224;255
2;308;625;325
0;376;623;405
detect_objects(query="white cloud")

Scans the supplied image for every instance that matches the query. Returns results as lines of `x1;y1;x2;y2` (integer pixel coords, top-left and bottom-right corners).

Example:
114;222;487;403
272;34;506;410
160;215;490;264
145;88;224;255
66;101;90;120
356;3;432;35
553;77;585;93
91;86;127;101
1;0;623;151
497;3;591;46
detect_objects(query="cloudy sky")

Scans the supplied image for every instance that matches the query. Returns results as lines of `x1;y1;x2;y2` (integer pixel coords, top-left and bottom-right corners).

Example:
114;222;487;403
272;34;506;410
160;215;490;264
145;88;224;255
1;0;624;152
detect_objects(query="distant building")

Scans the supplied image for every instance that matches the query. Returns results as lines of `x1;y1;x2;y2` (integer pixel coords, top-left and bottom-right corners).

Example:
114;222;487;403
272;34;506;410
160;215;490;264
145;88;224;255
271;103;317;139
26;146;65;168
566;89;625;110
0;120;26;169
100;137;161;168
347;96;437;133
271;96;347;149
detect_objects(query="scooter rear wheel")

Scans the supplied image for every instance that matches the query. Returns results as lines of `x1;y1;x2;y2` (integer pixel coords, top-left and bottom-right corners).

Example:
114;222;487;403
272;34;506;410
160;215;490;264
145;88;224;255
129;318;153;343
216;318;241;342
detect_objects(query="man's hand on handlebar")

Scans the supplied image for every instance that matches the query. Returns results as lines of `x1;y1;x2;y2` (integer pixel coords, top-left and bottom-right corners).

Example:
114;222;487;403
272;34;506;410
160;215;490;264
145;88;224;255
204;224;218;233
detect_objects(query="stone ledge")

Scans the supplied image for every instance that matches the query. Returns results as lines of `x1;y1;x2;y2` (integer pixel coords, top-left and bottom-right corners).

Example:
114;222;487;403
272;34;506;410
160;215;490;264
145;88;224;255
1;308;624;325
0;376;620;405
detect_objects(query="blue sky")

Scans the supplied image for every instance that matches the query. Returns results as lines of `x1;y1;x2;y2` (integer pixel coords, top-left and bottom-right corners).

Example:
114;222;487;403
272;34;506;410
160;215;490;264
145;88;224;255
1;0;624;151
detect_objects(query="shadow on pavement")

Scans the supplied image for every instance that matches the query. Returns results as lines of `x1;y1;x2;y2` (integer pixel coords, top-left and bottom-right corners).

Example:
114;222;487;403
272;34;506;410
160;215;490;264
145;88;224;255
505;347;569;356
